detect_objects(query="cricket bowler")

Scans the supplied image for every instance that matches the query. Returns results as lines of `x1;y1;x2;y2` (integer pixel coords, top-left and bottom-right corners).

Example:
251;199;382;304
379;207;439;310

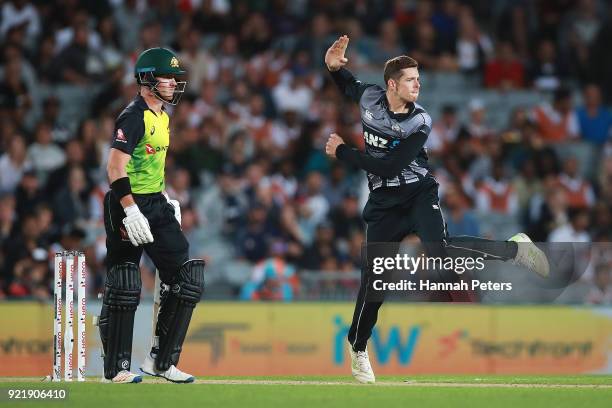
324;36;549;383
99;47;205;383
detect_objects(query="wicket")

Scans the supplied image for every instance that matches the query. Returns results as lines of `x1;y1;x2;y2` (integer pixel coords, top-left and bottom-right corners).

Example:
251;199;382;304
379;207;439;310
53;251;86;382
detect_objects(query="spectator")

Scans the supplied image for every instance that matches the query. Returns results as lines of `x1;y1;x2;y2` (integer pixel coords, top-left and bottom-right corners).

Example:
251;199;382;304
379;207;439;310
54;10;102;53
243;161;269;205
521;123;562;177
269;159;298;206
177;121;224;183
236;203;274;263
344;230;364;270
427;104;461;155
272;74;313;117
240;256;298;301
484;41;525;89
495;4;530;60
298;13;334;69
45;139;92;197
52;23;102;84
513;158;543;210
589;8;612;104
27;122;66;180
97;14;122;70
548;207;591;242
504;107;530;141
198;171;247;237
52;166;90;227
300;222;338;270
443;182;480;236
34;203;56;247
410;21;443;71
561;0;602;81
585;263;612;305
598;156;612;204
322;162;352;209
0;56;32;125
558;156;595;209
318;256;343;294
217;34;242;77
0;194;16;246
563;0;602;48
191;0;231;35
0;0;41;43
2;213;42;280
239;12;272;57
591;202;612;240
527;176;568;241
370;20;405;65
75;119;102;170
330;192;363;241
8;250;49;300
41;96;71;144
165;167;192;208
531;87;580;142
465;98;493;139
178;27;218;94
431;0;460;53
528;39;567;91
228;80;253;124
455;7;493;76
34;36;57;83
1;43;36;98
475;162;519;215
14;170;44;219
112;0;144;52
301;171;330;226
342;18;375;68
0;134;31;194
576;83;612;145
57;224;87;253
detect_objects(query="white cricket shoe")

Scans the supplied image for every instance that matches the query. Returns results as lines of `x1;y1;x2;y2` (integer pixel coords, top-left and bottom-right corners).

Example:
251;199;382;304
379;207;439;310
508;233;550;278
348;342;375;384
140;354;195;383
101;370;142;384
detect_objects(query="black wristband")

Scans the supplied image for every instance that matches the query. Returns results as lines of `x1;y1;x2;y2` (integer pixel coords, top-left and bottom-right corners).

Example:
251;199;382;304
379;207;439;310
336;144;350;161
110;177;132;200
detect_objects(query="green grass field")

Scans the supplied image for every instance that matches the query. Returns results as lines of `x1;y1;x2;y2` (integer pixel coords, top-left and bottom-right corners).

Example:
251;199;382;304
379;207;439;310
1;375;611;408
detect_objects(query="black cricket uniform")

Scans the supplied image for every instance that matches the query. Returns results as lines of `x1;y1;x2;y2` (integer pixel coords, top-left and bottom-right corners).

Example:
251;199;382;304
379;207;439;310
330;68;517;352
105;96;188;284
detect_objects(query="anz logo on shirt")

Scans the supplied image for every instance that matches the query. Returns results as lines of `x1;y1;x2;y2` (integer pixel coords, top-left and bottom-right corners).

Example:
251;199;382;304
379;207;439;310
364;131;387;148
145;143;169;155
364;131;400;149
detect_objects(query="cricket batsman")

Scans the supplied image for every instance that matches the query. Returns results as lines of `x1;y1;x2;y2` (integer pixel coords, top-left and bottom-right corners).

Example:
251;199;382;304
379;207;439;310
99;47;205;383
324;36;549;383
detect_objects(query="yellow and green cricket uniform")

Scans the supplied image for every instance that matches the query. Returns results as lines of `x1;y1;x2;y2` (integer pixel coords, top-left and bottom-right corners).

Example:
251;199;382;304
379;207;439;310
111;95;169;193
106;94;188;277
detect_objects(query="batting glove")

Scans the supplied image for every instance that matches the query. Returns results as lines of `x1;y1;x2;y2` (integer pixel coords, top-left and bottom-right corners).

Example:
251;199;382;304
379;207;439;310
123;204;154;246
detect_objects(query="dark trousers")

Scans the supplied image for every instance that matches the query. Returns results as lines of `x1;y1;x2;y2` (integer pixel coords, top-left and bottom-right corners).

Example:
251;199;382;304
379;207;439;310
103;191;189;284
347;177;517;351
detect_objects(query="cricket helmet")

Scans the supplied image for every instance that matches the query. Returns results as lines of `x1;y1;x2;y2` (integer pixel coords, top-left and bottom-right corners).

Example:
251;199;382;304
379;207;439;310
134;47;187;105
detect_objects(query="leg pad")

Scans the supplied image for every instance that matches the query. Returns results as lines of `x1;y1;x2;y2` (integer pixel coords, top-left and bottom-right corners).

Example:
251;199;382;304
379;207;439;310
155;259;205;371
99;263;141;379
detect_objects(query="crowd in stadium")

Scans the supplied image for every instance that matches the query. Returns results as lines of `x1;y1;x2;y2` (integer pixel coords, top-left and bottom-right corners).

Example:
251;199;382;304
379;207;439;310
0;0;611;303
